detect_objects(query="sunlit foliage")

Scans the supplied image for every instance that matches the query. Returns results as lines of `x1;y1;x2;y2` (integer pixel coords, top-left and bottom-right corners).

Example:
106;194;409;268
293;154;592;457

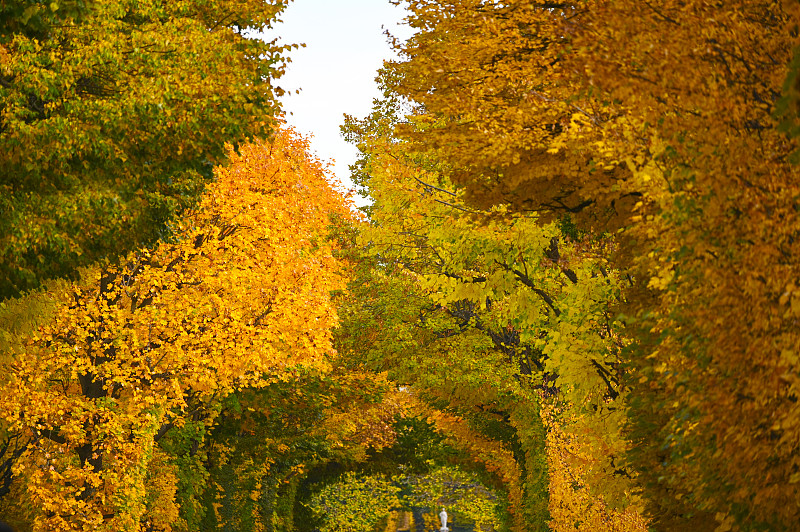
307;472;400;532
0;127;352;531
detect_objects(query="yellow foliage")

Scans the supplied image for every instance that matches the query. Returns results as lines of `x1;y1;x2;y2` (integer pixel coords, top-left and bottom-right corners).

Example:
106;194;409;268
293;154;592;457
0;126;352;531
141;450;183;532
386;0;800;528
543;404;649;532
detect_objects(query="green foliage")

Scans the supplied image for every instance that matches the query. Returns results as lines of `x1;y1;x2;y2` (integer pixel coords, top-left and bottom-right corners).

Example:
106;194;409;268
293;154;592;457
0;278;66;358
376;416;451;473
402;466;502;531
0;0;93;40
306;472;400;532
0;0;292;299
507;404;549;529
775;44;800;163
156;419;213;530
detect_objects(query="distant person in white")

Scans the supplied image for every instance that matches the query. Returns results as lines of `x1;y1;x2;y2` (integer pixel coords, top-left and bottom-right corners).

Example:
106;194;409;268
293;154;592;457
439;507;448;531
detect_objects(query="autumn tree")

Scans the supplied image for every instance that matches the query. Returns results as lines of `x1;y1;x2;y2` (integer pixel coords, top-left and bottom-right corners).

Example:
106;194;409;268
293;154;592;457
0;127;353;531
570;4;800;529
194;366;408;532
384;1;800;530
0;0;292;299
385;0;633;226
339;82;648;530
0;280;70;530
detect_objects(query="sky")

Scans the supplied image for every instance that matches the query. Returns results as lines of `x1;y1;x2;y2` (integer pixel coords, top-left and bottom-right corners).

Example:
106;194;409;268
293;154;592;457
261;0;412;202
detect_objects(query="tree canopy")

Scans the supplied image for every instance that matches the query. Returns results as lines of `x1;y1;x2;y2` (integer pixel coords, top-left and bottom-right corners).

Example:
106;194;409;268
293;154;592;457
0;127;355;531
0;0;291;299
2;1;800;531
376;1;800;530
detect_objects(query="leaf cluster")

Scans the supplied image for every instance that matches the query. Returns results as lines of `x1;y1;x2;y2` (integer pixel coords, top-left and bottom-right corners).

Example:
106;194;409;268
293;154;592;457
0;0;292;299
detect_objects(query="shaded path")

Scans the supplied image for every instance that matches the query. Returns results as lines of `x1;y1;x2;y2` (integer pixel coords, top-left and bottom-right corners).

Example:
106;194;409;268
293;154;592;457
403;508;474;532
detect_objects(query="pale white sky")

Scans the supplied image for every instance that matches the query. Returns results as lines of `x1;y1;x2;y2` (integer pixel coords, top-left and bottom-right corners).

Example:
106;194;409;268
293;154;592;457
262;0;412;203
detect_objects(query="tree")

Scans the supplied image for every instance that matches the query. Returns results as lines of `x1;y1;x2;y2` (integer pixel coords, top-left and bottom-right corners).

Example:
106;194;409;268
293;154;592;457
195;367;407;532
567;3;800;529
386;0;633;227
340;83;644;531
384;1;800;529
0;0;292;299
401;466;502;531
306;472;400;532
0;127;352;531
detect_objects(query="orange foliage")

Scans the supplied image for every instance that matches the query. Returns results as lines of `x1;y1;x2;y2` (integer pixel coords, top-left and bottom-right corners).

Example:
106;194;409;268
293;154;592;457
543;405;649;532
319;373;412;458
0;127;352;531
425;408;526;532
387;1;800;528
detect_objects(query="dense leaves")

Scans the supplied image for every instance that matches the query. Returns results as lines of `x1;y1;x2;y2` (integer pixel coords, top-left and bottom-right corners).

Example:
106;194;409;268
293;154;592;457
0;0;291;299
4;0;800;530
382;1;800;530
307;472;400;532
0;128;352;531
339;71;646;530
